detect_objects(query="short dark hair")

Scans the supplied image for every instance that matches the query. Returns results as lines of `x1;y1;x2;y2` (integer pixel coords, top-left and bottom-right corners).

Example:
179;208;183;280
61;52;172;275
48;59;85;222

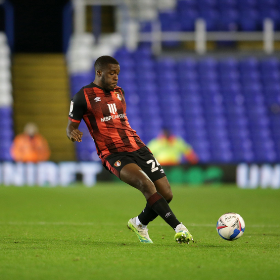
94;56;119;71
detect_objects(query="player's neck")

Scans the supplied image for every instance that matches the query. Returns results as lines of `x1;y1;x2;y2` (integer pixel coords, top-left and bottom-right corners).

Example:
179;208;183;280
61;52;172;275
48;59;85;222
93;79;103;88
93;80;110;93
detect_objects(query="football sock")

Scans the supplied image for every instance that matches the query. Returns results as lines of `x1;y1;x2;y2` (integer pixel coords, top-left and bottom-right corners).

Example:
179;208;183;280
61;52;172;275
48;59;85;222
137;196;172;226
135;216;147;228
137;203;158;226
146;192;180;230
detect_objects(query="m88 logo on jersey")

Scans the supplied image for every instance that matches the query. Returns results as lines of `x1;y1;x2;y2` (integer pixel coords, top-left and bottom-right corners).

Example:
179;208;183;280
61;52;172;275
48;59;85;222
107;103;117;114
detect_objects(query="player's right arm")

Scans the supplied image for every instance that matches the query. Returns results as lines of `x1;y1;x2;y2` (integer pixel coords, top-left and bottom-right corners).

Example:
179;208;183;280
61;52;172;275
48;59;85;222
67;120;83;142
66;89;87;142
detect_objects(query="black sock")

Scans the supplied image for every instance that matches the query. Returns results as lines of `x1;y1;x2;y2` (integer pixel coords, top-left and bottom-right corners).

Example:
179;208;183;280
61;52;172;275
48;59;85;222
138;203;158;226
146;192;180;230
138;197;172;226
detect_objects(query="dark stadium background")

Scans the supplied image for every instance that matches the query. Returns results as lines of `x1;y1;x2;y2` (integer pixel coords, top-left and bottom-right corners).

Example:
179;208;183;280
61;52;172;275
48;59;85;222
9;0;68;52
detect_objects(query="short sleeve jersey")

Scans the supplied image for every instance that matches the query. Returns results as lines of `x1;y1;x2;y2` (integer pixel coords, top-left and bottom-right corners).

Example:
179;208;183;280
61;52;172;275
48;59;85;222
68;82;145;159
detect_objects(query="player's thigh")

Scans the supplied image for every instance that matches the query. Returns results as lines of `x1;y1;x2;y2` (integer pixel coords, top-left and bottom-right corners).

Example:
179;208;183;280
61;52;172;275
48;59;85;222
154;176;173;202
137;148;166;184
120;163;157;197
135;148;172;201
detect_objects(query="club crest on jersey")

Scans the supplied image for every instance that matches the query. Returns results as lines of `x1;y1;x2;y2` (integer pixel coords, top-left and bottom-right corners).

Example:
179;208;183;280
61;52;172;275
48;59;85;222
94;97;101;102
114;160;121;167
114;91;122;101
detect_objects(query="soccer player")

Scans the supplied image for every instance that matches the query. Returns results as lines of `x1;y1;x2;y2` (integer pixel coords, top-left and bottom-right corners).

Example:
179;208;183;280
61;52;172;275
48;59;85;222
66;56;193;244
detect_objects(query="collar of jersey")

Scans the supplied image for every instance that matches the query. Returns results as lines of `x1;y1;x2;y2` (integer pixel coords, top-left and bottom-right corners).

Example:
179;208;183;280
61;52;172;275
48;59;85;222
92;82;112;94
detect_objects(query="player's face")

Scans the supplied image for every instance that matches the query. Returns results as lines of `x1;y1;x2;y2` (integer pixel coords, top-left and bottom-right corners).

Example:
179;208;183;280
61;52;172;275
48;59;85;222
101;64;120;91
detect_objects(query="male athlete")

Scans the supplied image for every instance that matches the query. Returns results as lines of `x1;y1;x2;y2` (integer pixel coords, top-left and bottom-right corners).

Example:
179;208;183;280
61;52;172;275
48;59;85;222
66;55;193;244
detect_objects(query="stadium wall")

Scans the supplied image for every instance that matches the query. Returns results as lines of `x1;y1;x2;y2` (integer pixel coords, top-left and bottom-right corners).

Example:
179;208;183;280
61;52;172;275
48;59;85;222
1;162;279;189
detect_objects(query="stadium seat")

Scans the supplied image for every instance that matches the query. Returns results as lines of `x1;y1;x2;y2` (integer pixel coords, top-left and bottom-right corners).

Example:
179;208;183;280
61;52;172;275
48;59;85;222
197;0;217;10
219;9;239;31
239;9;260;31
178;8;198;31
177;0;196;10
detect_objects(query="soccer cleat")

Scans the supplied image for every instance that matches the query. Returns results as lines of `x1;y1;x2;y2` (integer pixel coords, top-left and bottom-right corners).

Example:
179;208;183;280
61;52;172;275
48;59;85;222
174;223;194;244
127;217;153;243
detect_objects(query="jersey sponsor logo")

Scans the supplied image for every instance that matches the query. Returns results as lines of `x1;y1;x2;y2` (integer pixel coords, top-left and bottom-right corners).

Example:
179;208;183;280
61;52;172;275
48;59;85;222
114;160;121;167
101;113;126;122
69;101;74;117
94;97;101;102
107;103;117;114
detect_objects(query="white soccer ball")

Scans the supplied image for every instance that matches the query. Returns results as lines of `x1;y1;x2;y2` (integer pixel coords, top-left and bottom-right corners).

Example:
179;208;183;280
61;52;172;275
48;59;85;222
216;213;245;241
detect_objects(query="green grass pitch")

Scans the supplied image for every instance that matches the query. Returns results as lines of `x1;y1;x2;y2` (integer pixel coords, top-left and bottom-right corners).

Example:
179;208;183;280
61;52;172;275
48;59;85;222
0;183;280;280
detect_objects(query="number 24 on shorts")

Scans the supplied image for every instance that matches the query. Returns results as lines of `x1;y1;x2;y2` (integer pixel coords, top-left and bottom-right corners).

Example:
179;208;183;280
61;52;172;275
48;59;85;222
146;159;160;173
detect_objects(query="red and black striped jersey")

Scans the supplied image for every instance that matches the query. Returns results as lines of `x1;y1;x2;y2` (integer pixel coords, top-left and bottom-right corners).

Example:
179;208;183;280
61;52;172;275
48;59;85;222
68;82;145;159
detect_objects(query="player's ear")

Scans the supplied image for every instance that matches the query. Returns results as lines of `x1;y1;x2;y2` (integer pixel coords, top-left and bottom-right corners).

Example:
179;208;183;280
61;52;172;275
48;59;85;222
96;70;102;77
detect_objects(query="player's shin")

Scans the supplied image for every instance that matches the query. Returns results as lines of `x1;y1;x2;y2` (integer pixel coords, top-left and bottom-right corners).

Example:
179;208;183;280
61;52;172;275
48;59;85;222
137;196;172;226
137;203;158;226
147;192;180;229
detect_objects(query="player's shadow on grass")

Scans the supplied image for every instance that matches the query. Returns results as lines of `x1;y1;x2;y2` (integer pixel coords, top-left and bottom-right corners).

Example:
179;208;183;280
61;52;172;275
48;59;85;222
1;238;147;249
2;237;242;248
195;244;232;248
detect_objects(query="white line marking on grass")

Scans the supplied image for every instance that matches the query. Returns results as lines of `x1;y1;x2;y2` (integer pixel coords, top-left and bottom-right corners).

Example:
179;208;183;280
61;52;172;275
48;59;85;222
0;221;279;227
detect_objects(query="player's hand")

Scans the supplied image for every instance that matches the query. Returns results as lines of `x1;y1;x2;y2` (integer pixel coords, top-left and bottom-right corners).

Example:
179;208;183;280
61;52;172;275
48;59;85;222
69;129;83;142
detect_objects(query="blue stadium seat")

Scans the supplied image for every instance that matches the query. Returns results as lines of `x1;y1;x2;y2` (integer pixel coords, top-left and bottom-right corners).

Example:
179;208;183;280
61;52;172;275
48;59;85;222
198;58;218;72
156;71;177;82
219;58;238;71
177;58;197;71
0;148;13;161
239;9;260;31
177;0;196;10
240;57;259;70
197;0;217;10
231;138;252;148
136;59;155;70
178;72;198;84
237;0;257;9
232;150;255;162
200;9;220;30
132;47;152;60
219;9;239;31
220;72;240;84
211;150;233;163
262;72;280;85
185;126;207;137
156;58;176;70
253;150;276;162
114;48;131;61
178;8;198;31
220;82;241;93
218;0;236;9
260;57;279;71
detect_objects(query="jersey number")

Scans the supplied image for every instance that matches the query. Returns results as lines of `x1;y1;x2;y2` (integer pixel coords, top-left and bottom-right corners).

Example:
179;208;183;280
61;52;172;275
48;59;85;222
146;159;160;173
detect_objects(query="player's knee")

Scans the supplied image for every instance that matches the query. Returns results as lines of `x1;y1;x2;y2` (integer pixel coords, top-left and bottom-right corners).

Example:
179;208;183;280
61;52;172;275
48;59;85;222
164;191;173;203
136;178;155;196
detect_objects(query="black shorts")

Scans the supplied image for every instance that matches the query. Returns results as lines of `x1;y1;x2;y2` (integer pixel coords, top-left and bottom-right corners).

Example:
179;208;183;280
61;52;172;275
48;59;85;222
102;146;166;182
